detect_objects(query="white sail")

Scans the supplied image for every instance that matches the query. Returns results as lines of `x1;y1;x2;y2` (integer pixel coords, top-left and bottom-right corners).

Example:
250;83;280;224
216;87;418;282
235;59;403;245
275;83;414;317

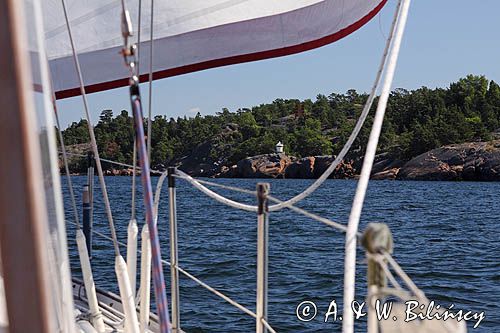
42;0;387;98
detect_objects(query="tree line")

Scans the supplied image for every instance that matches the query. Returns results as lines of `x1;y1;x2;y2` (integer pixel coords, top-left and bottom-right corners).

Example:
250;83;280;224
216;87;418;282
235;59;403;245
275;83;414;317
61;75;500;172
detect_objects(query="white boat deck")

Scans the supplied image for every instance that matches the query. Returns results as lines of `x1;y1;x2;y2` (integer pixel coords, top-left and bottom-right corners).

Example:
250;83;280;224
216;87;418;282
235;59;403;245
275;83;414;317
72;279;159;333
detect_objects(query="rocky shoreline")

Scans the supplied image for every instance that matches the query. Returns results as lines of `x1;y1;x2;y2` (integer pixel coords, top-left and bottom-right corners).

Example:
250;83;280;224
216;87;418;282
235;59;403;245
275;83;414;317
64;140;500;181
179;140;500;181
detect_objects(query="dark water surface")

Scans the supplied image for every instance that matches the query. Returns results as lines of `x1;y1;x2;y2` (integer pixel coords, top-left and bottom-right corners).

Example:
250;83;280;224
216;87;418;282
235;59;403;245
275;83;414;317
62;177;499;332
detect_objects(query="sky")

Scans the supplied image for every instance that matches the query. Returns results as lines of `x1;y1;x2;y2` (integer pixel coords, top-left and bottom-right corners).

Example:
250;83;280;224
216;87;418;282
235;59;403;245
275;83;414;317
55;0;500;128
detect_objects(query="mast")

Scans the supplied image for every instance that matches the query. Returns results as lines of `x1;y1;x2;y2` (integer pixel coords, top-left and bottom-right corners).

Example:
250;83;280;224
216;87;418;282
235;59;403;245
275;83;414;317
0;0;56;332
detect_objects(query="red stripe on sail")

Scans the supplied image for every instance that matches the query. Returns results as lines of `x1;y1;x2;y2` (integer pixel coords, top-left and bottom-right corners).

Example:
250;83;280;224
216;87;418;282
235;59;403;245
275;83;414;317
55;0;387;100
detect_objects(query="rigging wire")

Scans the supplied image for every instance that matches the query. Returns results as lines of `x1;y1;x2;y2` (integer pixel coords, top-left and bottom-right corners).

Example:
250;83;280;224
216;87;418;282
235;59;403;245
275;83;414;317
131;0;143;222
60;151;163;174
261;319;277;333
268;195;351;234
136;0;143;75
127;63;171;332
131;141;137;220
64;164;420;333
52;97;80;229
147;0;155;161
119;1;172;329
60;0;121;256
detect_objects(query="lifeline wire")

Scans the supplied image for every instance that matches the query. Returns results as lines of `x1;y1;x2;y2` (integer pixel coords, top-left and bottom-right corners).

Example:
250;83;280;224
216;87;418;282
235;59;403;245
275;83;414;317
383;251;427;301
70;220;263;324
60;0;120;256
173;172;355;235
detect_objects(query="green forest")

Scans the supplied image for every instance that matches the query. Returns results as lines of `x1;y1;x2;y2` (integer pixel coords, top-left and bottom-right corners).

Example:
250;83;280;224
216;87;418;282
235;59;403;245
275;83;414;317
61;75;500;172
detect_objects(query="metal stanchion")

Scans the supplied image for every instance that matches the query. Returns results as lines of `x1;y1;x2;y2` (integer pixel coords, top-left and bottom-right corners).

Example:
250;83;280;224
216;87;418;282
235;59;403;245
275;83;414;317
82;185;92;258
168;167;180;332
256;183;270;333
84;151;94;258
362;223;393;333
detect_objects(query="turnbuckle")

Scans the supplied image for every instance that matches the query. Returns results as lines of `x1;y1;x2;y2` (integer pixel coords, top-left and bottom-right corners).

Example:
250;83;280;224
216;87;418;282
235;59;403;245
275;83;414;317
120;8;138;77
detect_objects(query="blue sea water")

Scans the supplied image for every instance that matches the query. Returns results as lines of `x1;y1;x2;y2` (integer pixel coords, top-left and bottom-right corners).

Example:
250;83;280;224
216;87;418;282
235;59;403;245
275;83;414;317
62;177;500;332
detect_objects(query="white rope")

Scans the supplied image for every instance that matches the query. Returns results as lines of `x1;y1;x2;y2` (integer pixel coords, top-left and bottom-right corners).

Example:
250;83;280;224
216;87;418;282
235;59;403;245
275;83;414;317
97;0;407;217
61;0;121;256
173;171;356;238
175;170;257;211
60;0;401;216
60;0;401;220
147;0;154;161
174;172;354;236
342;1;410;332
153;171;168;225
265;3;403;212
174;174;256;196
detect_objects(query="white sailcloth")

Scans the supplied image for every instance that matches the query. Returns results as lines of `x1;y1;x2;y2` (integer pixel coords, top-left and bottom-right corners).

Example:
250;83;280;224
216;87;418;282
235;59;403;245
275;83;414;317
42;0;387;98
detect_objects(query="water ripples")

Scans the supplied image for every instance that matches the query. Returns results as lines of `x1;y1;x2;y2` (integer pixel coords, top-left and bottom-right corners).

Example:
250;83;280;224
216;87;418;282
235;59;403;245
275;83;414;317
62;177;499;332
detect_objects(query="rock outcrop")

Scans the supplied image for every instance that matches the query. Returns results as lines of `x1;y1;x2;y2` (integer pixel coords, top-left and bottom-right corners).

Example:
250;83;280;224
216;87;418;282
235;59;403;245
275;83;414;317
370;153;404;180
284;157;315;178
284;156;356;179
219;153;293;178
174;123;241;177
397;141;500;181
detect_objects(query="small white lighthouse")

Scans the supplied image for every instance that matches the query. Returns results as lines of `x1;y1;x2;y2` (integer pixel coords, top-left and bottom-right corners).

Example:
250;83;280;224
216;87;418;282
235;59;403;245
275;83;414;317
275;141;284;154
